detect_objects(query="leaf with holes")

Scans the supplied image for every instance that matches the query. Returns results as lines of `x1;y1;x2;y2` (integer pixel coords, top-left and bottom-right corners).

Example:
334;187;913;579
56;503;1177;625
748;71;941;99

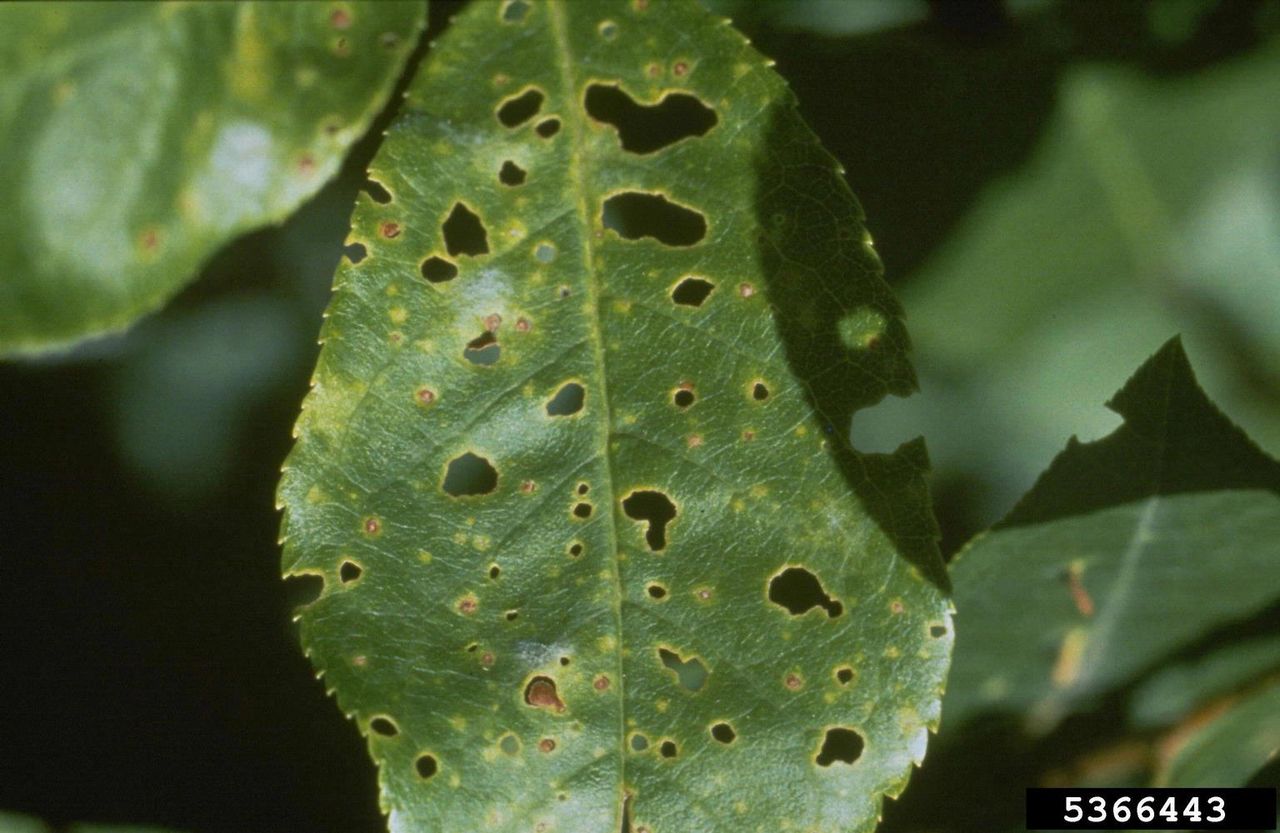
946;338;1280;732
0;1;425;356
278;1;951;830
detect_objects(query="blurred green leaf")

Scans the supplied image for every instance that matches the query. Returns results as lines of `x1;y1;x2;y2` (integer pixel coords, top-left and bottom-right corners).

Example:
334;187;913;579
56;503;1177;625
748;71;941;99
946;339;1280;731
278;0;951;830
858;42;1280;520
1128;632;1280;729
1156;681;1280;786
0;1;425;356
0;815;180;833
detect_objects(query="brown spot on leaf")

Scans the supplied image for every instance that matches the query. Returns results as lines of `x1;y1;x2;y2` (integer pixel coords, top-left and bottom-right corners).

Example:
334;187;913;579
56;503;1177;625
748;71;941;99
525;676;565;712
539;738;556;753
380;221;401;239
593;674;611;691
362;516;381;536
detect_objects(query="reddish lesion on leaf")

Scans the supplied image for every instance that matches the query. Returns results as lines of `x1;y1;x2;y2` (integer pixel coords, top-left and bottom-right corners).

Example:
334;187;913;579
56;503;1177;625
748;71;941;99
524;675;565;712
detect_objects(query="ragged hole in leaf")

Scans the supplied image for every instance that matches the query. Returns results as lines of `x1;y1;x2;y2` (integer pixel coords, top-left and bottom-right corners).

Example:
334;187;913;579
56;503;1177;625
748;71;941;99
602;192;706;247
658;647;707;692
364;179;392;204
464;331;501;365
421;256;458;283
284;573;324;608
835;666;855;685
535;118;561;138
752;382;770;401
671;277;714;307
646;583;668;600
622;490;677;551
415;753;439;779
524;676;565;711
443;202;489;256
497;88;544;127
369;716;399;737
710;722;736;744
584;84;717;154
502;0;530;24
659;740;678;758
630;733;649;752
815;727;864;766
443;452;499;496
343;242;367;264
573;502;593;519
768;567;843;618
499;160;527;186
339;560;363;584
545;382;584;416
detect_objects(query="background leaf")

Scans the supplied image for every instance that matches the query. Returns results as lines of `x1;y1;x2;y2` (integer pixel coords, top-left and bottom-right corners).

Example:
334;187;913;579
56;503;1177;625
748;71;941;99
945;338;1280;731
0;1;425;356
278;0;950;830
1154;681;1280;787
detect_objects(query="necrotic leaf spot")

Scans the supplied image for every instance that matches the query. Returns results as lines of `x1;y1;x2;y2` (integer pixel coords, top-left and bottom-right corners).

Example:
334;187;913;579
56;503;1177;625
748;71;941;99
442;202;489;256
710;722;736;744
622;490;677;551
672;277;714;306
339;561;362;584
816;728;864;766
524;676;565;711
464;331;500;365
499;160;527;186
546;382;585;416
421;256;457;283
497;88;544;127
768;567;843;617
443;452;499;496
602;193;706;247
584;84;717;154
658;647;708;692
415;754;438;778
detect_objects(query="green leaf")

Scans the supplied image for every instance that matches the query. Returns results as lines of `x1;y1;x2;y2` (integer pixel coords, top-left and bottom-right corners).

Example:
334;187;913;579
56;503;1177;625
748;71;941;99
278;1;951;830
857;43;1280;518
1155;681;1280;787
946;338;1280;731
0;1;426;356
1128;632;1280;729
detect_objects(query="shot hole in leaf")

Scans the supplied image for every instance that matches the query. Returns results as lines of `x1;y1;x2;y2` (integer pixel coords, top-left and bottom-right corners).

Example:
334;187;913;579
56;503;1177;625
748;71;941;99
622;490;677;551
489;564;501;579
752;382;770;401
630;733;649;752
364;179;392;204
442;202;489;256
672;388;695;409
931;624;948;638
370;717;398;737
497;88;543;127
505;610;519;622
815;727;864;767
339;560;362;584
710;722;736;744
499;733;520;755
464;331;500;365
768;567;843;618
671;277;714;307
284;573;324;608
602;192;706;247
658;647;707;692
646;583;667;600
573;502;593;519
836;666;855;685
415;754;439;779
584;84;717;154
443;452;498;496
343;242;367;264
524;676;565;711
568;542;584;557
535;242;557;262
659;740;678;758
576;482;589;495
502;0;530;23
499;160;527;186
421;256;457;283
535;118;561;138
546;382;585;416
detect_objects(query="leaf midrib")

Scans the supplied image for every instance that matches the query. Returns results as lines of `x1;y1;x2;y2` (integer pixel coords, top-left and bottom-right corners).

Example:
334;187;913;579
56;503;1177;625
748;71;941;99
547;0;628;820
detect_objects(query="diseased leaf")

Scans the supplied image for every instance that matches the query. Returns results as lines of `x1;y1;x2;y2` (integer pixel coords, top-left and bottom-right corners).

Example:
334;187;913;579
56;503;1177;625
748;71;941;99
1155;681;1280;787
0;1;425;356
947;338;1280;731
278;1;951;830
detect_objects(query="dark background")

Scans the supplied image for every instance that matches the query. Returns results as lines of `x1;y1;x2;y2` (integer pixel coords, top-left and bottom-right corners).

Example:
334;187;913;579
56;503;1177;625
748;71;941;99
2;1;1277;831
